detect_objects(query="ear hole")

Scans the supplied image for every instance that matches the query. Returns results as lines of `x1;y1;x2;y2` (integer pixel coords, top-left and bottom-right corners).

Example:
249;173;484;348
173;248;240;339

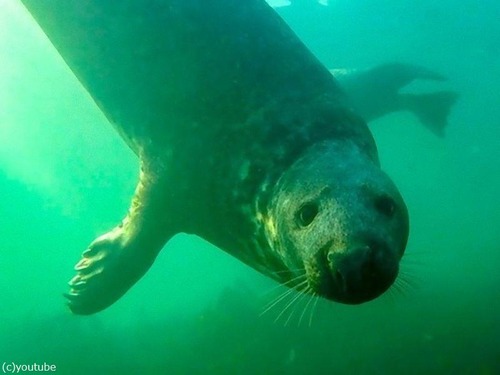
296;202;319;227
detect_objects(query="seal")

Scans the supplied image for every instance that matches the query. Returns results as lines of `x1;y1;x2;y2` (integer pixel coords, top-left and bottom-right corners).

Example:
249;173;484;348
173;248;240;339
332;63;459;136
21;0;409;314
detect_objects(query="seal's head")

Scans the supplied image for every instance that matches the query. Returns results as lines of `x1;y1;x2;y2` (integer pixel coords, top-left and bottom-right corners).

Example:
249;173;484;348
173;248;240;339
267;139;409;304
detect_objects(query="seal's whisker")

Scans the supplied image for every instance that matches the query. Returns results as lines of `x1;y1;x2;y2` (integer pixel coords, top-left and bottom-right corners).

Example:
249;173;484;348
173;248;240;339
268;281;309;323
260;287;296;316
298;291;315;328
394;279;411;295
385;284;398;302
399;261;426;278
399;264;418;274
397;272;418;291
394;276;409;292
274;273;307;287
261;273;307;297
308;293;319;327
283;286;311;327
401;257;428;266
274;283;308;325
389;279;406;298
399;269;420;284
260;279;307;317
272;268;306;275
267;273;307;291
392;271;419;297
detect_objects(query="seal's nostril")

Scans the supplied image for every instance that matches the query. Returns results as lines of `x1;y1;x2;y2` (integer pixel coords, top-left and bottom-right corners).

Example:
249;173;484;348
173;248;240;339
361;256;377;280
296;202;319;227
374;195;396;218
335;270;345;291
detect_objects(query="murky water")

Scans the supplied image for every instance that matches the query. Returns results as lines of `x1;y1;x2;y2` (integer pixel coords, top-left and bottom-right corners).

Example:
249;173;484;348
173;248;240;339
0;0;499;373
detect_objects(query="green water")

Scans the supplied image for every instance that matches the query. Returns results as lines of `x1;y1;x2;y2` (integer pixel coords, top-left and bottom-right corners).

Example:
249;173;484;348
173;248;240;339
0;0;499;374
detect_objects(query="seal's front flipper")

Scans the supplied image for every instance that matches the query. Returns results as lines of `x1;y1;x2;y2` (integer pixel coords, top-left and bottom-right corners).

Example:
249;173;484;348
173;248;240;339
400;91;459;137
65;163;175;315
65;227;157;315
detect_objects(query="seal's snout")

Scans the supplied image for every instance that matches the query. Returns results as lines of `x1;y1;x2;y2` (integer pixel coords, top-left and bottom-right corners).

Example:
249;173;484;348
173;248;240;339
326;240;398;304
269;140;409;305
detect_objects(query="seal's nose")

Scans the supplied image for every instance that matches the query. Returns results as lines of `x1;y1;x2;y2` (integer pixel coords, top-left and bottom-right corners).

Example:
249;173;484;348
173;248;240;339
327;241;398;304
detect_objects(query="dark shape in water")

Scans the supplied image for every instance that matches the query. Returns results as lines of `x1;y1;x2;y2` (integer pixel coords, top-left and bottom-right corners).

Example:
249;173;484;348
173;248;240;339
332;63;459;136
20;0;409;314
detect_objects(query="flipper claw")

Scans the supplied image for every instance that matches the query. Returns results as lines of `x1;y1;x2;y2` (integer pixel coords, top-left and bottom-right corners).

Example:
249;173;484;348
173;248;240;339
74;258;89;271
82;248;94;257
69;280;87;290
68;275;81;285
63;291;79;300
65;227;158;315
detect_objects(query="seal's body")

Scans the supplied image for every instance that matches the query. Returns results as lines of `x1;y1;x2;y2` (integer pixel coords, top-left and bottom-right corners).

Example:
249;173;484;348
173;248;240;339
21;0;409;315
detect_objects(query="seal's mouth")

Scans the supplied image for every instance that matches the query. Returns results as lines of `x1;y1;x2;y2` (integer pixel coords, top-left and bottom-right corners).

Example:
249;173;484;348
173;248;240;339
308;239;399;304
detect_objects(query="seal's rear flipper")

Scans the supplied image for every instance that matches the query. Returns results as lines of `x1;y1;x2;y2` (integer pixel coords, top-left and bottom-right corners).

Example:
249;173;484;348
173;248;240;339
400;91;459;137
331;63;458;135
364;63;447;93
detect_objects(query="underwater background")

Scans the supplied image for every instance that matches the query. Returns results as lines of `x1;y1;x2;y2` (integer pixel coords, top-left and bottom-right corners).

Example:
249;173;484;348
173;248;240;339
0;0;499;373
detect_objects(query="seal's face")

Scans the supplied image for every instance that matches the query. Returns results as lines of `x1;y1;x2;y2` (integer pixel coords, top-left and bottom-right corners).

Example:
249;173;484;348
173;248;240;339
268;140;409;304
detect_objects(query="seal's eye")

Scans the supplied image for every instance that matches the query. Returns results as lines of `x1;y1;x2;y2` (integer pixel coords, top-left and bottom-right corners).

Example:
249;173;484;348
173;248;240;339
296;202;319;227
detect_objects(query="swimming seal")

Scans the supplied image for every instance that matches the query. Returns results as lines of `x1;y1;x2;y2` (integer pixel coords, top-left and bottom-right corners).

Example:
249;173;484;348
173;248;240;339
21;0;409;314
332;63;459;136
